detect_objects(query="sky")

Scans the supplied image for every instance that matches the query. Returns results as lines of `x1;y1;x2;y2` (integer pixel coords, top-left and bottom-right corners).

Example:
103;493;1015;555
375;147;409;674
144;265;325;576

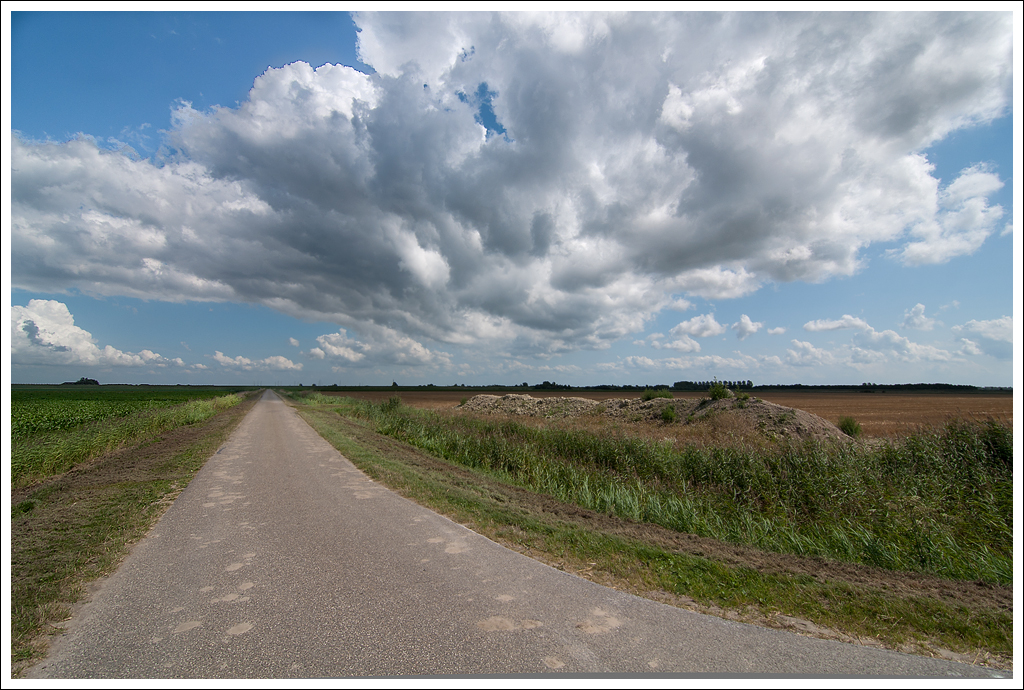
5;8;1021;387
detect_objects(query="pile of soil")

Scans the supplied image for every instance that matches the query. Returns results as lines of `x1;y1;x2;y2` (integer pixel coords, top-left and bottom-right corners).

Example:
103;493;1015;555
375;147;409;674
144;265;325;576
460;393;848;443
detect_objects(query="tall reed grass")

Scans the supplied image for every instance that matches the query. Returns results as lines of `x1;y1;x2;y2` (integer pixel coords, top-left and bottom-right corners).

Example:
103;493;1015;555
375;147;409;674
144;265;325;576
321;395;1011;584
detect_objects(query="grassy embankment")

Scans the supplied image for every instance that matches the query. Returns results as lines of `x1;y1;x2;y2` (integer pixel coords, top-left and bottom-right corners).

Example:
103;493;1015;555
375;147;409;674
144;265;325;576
10;388;257;672
289;392;1013;666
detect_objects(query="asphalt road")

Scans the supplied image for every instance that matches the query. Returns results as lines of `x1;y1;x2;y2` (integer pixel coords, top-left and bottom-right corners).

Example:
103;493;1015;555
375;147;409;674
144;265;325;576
28;391;1009;679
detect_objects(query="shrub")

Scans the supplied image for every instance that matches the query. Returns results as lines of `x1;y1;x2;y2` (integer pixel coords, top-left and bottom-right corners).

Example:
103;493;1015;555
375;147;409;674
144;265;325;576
661;405;677;423
838;416;862;437
708;380;730;400
642;389;674;401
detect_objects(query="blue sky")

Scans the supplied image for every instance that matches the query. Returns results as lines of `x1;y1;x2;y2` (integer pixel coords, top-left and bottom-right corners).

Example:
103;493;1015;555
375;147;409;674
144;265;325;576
5;9;1020;387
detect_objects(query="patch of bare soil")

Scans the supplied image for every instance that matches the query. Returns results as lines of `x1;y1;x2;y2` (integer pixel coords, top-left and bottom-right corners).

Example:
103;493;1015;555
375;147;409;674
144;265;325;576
460;393;849;443
752;390;1013;438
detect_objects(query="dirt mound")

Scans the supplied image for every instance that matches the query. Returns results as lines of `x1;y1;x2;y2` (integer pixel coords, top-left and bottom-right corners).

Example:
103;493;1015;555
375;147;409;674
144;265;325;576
462;393;600;418
460;393;847;443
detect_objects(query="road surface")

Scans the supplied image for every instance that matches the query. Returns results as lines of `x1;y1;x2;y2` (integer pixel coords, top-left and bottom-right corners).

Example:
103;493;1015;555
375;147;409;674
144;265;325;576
28;391;1008;678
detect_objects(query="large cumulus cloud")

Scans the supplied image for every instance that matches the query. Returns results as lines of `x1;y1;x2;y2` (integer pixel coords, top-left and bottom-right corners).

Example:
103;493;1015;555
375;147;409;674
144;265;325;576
11;12;1012;356
11;299;186;368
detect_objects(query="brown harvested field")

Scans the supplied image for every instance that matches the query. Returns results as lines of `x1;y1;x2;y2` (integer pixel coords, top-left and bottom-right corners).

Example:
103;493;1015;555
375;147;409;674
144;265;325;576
323;389;1012;438
751;390;1013;437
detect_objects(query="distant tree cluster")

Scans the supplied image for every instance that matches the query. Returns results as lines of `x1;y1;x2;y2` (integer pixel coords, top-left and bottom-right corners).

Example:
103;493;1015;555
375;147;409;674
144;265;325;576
672;380;752;391
62;377;99;386
752;383;983;392
532;381;573;390
858;382;979;392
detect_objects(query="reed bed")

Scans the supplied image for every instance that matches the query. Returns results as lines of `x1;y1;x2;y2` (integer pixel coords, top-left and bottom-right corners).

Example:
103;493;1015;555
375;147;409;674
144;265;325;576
315;394;1011;585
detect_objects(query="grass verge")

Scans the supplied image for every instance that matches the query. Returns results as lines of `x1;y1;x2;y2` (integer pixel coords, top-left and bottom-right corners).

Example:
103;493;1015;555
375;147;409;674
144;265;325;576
289;397;1012;669
10;392;259;676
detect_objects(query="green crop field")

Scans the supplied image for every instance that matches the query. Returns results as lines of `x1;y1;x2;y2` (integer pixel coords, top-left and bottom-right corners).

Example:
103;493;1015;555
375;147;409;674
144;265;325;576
10;386;255;488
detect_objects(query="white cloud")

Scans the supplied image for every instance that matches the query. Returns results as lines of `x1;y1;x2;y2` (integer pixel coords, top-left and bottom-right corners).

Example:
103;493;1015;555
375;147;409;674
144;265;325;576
959;338;983;356
901;303;937;330
621;353;756;371
671;313;727;338
852;328;955;363
849;346;889;365
789;319;958;367
955;316;1012;342
212;351;253;367
953;316;1012;359
670;268;762;300
803;315;871;332
11;13;1011;357
786;340;836;367
650;334;701;353
261;356;303;371
731;314;763;340
313;326;453;370
12;300;183;368
316;331;367;363
212;351;302;371
289;337;300;347
896;164;1006;265
767;326;786;335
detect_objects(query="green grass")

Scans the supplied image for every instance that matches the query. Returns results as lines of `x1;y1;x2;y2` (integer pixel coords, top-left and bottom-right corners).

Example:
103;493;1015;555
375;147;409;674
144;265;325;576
289;399;1012;664
301;394;1011;585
